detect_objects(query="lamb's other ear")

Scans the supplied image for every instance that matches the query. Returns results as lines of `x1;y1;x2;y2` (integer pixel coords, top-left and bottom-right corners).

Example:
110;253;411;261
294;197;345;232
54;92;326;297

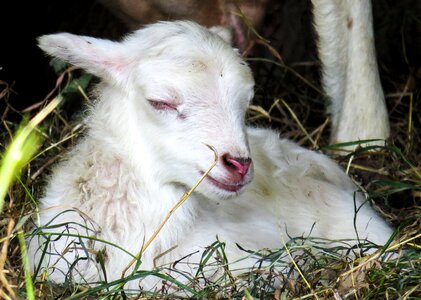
209;26;233;45
38;33;130;84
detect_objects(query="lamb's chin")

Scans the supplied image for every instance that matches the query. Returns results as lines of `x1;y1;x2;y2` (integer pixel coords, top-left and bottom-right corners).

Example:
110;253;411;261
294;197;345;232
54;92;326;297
191;174;249;200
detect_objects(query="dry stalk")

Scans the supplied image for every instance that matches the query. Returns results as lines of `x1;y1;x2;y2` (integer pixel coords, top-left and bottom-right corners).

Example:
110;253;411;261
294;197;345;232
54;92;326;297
279;98;317;148
121;144;219;278
337;233;421;283
0;219;16;299
280;234;319;300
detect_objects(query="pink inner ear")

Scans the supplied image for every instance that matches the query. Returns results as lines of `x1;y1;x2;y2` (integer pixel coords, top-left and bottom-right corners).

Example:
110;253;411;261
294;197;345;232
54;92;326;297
63;35;132;79
97;57;129;74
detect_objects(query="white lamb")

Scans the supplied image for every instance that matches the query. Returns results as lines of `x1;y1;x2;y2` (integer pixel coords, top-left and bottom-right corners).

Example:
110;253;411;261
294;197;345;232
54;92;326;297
29;20;393;290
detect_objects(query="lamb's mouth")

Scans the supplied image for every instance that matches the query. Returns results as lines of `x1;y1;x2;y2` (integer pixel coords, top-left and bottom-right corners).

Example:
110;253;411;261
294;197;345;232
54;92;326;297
200;172;247;192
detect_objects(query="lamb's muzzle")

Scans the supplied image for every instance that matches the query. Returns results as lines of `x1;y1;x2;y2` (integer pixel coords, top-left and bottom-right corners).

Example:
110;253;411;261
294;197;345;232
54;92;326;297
222;155;252;177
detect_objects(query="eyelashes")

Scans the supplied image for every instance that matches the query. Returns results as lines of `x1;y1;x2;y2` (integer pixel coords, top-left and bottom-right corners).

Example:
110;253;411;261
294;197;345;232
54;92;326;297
147;99;178;111
147;99;186;119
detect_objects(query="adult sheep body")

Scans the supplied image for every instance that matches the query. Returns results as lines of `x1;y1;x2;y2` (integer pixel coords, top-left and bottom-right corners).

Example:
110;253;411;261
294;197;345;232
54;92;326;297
29;21;392;290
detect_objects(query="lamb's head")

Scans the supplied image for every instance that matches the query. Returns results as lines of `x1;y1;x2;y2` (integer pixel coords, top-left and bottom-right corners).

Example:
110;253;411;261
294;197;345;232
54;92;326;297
38;21;255;199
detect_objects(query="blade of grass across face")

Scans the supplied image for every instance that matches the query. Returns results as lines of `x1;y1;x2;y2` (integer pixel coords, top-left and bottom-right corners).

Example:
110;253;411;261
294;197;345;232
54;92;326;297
120;144;219;280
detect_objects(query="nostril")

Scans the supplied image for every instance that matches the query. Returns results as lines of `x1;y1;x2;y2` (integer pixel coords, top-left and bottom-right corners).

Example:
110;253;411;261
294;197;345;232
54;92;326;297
222;154;252;176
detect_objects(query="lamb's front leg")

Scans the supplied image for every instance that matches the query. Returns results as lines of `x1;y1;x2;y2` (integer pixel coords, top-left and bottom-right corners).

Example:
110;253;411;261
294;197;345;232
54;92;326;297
312;0;390;148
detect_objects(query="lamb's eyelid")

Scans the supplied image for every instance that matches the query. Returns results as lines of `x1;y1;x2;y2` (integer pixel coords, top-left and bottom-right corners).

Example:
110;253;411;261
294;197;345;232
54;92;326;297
145;88;182;105
147;99;179;110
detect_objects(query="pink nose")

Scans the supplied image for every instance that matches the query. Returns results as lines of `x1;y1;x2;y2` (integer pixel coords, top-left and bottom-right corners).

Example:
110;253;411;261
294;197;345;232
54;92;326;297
222;154;252;177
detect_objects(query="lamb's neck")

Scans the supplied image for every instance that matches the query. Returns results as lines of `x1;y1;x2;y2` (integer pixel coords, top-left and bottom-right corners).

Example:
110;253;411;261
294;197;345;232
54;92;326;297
78;124;197;255
88;86;166;183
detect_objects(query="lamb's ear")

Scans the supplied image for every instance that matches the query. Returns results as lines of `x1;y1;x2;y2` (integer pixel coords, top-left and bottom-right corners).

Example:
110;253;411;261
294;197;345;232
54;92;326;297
38;33;130;84
209;26;233;45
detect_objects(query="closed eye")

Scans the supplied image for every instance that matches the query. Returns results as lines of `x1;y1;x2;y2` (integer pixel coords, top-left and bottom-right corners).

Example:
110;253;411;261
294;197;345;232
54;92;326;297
147;99;178;111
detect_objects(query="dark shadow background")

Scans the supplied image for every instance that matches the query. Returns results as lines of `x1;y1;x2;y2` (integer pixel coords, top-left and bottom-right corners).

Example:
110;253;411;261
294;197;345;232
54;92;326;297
0;1;126;111
0;0;420;120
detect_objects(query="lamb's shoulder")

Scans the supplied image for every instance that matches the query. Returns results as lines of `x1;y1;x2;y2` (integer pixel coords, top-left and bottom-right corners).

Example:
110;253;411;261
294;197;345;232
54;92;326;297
40;133;198;247
40;138;144;231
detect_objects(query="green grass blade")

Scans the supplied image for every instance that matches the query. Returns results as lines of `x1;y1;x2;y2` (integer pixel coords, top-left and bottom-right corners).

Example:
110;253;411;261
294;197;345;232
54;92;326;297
0;96;61;214
0;126;40;213
18;230;35;300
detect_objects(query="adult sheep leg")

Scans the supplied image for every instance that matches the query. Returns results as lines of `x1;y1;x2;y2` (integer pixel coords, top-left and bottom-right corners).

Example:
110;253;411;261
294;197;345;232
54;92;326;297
312;0;390;148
